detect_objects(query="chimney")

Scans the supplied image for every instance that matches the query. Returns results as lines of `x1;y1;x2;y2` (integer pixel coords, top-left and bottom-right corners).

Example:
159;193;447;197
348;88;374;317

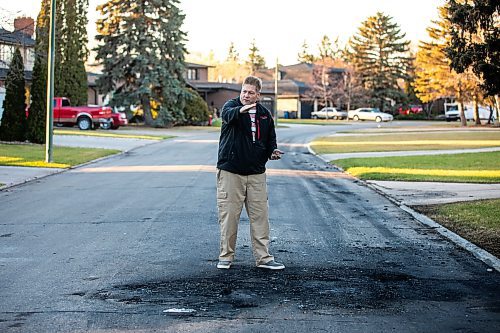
14;17;35;37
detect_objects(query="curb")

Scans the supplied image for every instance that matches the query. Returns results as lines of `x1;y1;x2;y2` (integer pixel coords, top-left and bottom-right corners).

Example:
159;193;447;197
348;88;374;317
308;144;500;272
0;138;164;191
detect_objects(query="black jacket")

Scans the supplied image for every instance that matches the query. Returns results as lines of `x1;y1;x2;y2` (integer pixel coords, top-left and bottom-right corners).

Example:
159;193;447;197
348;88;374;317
217;97;277;175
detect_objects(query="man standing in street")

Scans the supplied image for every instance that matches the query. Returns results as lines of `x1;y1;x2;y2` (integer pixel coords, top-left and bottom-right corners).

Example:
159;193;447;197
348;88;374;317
216;76;285;270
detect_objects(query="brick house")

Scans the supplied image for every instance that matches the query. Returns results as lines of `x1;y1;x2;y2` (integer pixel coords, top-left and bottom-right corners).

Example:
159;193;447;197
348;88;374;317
0;17;35;118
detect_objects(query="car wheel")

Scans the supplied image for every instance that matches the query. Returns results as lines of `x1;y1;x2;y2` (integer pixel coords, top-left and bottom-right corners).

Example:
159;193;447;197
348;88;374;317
100;120;112;130
77;117;92;130
353;115;359;121
376;116;382;122
312;115;318;119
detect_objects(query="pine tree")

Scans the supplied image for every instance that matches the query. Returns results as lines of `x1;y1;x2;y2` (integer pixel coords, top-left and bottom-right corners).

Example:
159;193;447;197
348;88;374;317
27;0;50;143
96;0;188;127
446;0;499;97
414;5;481;126
347;12;413;112
226;42;239;62
246;39;266;74
318;35;341;60
297;40;315;63
0;48;27;142
54;0;88;105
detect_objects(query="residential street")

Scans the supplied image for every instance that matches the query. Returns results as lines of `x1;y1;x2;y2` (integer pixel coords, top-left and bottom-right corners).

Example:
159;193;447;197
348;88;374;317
0;123;499;332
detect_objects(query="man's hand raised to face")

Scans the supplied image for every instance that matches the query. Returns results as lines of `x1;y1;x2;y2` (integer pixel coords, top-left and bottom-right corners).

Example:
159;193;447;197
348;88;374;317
240;103;257;113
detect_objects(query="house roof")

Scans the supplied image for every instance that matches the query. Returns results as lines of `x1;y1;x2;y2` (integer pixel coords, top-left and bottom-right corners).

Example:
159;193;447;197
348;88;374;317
87;72;100;87
185;62;214;69
0;28;35;47
256;62;346;97
0;68;33;81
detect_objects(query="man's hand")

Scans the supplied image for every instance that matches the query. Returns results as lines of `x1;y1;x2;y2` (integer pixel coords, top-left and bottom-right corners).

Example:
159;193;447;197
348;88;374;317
270;149;284;160
240;103;257;113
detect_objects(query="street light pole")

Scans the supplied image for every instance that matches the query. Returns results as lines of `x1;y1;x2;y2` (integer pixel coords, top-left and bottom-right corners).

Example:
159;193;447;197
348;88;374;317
274;57;278;127
45;0;56;163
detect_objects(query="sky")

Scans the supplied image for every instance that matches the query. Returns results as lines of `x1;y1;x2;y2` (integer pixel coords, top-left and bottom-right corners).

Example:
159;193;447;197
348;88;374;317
0;0;446;66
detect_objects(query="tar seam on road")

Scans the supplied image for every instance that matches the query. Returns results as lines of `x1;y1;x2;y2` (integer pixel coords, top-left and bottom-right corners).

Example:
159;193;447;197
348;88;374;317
307;143;500;273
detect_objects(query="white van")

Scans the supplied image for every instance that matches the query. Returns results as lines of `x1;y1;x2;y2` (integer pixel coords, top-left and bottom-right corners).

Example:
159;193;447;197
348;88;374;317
444;103;496;122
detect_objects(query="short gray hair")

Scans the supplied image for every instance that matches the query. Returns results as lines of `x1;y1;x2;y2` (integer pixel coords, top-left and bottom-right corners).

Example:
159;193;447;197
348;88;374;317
243;76;262;92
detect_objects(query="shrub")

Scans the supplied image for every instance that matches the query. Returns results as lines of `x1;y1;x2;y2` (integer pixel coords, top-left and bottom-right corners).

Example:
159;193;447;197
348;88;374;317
182;89;210;125
0;48;27;142
394;113;428;121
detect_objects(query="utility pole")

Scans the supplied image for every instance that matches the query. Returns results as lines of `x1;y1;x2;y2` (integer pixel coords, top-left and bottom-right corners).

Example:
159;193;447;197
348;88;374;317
45;0;56;162
274;57;278;126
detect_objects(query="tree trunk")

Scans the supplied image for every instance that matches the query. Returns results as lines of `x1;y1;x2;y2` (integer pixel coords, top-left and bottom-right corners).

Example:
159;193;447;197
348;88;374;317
457;83;467;127
142;95;154;126
494;95;500;127
473;94;480;125
459;101;467;126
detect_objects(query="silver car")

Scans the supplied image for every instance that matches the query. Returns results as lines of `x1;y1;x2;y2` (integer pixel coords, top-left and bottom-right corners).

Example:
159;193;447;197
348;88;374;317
311;107;348;120
348;108;393;122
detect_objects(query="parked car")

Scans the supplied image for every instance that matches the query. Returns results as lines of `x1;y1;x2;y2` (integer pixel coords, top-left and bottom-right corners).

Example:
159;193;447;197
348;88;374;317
348;108;393;122
311;107;348;120
26;97;113;130
100;108;128;129
398;105;423;115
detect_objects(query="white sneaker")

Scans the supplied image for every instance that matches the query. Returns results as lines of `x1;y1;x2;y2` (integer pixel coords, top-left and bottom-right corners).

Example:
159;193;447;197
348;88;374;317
257;260;285;270
217;260;232;269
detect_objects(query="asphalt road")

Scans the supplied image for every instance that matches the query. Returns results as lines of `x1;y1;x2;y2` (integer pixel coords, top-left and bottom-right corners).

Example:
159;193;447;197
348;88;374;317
0;122;499;332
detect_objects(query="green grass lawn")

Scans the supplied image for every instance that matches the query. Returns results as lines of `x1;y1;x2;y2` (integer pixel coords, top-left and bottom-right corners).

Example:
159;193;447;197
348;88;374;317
0;143;120;168
54;129;172;140
415;199;500;257
311;131;500;154
334;151;500;183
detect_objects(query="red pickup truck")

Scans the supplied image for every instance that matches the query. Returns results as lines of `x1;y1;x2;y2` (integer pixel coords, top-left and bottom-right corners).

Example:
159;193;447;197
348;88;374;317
52;97;113;130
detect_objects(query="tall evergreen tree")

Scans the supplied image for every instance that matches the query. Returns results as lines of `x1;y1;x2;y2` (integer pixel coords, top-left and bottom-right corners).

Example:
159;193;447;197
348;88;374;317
414;5;481;126
297;40;315;63
27;0;50;143
96;0;188;127
446;0;499;97
0;48;27;142
246;39;266;74
226;42;239;62
54;0;88;105
318;35;341;60
347;12;413;111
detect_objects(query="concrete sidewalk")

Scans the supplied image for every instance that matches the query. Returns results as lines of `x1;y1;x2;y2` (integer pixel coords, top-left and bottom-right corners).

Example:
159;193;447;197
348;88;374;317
313;146;500;205
322;146;500;161
367;180;500;206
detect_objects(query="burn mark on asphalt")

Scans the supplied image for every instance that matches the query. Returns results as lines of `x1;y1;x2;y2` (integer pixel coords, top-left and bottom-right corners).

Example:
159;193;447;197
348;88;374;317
84;266;498;315
0;233;13;237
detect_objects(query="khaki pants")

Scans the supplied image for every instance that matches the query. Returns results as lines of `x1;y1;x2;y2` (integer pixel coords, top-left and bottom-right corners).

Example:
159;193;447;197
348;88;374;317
216;169;274;265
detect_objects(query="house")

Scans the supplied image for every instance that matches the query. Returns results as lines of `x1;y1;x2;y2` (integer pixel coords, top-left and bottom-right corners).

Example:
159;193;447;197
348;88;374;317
184;62;274;116
256;63;346;119
0;17;35;118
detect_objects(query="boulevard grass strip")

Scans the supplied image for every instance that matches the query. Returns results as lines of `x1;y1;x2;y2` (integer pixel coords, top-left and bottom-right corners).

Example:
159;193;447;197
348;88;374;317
0;143;120;168
333;151;500;183
278;119;346;125
54;129;171;140
415;199;500;258
311;131;500;154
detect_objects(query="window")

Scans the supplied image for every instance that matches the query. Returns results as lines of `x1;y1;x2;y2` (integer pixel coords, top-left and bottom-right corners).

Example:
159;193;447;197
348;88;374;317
187;68;198;80
0;44;13;68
